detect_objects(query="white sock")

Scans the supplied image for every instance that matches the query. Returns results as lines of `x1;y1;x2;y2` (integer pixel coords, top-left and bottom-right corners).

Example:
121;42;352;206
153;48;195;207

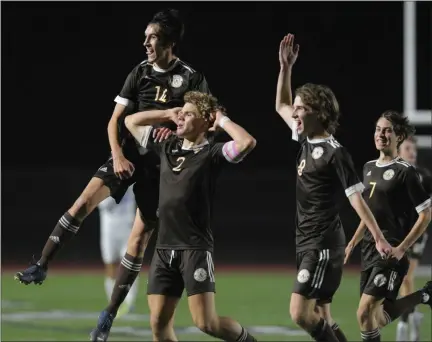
104;277;115;302
396;321;408;342
125;276;139;308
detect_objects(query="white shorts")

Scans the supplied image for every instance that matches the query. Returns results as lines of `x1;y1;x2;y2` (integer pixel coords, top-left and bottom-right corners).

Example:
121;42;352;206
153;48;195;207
100;220;134;264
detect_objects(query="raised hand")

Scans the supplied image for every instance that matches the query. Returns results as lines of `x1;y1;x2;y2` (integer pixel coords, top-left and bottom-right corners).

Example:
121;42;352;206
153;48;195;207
279;33;300;68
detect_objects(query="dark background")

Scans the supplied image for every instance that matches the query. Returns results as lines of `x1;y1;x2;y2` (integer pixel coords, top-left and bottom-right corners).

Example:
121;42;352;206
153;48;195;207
2;2;431;267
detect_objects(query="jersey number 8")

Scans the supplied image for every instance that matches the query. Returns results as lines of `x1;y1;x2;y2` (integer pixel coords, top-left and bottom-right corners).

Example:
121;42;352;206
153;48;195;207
298;159;306;176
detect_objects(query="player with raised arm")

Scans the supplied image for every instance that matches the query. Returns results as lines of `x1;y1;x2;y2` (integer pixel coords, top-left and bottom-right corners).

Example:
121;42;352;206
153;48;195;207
15;8;211;296
276;34;392;342
344;111;432;342
121;91;256;342
396;136;432;342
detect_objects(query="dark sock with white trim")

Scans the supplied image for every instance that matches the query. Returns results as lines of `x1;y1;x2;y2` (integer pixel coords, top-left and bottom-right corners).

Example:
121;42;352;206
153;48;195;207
38;212;81;268
361;328;381;342
106;253;143;316
331;322;347;342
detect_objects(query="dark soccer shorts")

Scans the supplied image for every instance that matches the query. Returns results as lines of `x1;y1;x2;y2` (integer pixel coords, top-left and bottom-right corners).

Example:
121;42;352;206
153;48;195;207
360;259;409;301
293;248;344;304
147;249;216;298
407;233;428;260
93;155;160;225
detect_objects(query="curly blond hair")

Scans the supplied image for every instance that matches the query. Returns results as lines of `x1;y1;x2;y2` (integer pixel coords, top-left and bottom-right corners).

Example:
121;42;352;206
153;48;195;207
184;91;219;121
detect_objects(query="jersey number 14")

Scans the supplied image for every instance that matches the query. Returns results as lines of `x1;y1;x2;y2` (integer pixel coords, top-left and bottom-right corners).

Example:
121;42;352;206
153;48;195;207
155;86;168;103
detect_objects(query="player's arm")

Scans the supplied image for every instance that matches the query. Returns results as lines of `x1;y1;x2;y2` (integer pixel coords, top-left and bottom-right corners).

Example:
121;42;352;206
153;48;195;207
125;107;180;131
108;66;141;178
344;220;367;264
275;34;299;130
212;110;256;163
396;167;432;254
332;149;390;248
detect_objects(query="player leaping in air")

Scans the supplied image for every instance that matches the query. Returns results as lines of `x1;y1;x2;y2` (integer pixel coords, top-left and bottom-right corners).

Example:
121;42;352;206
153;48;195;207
276;33;392;342
344;111;431;342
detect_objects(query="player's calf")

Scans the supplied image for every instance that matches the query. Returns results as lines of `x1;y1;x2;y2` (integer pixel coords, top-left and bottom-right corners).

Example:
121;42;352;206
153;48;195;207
290;295;338;342
188;292;256;342
357;294;383;342
148;295;179;342
316;303;348;342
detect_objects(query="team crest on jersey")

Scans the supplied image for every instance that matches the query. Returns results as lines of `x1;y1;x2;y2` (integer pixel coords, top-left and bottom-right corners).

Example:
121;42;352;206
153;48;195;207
171;75;183;88
193;268;207;282
373;274;387;287
383;169;395;181
311;146;324;160
297;269;310;283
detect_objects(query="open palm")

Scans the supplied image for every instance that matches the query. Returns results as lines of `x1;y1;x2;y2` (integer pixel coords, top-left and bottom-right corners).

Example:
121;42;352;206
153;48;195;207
279;33;299;68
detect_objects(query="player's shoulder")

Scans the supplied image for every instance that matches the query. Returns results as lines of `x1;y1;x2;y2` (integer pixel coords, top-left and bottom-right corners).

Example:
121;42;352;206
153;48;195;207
363;159;378;169
394;157;414;172
176;59;199;74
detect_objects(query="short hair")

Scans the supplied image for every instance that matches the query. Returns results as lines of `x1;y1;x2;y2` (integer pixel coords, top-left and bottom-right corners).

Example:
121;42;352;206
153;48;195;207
404;135;417;145
149;9;184;54
295;83;340;135
184;91;219;122
379;110;416;147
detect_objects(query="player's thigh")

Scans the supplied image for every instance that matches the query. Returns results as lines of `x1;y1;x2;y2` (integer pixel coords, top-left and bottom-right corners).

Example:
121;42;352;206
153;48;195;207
148;294;179;328
361;264;406;302
290;292;317;322
93;157;135;204
293;249;343;302
147;249;184;298
180;250;215;297
357;292;385;320
187;292;218;327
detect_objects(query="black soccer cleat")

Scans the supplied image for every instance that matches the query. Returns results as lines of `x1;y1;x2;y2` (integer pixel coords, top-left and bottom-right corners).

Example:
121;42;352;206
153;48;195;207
421;281;432;308
14;256;47;285
89;310;115;342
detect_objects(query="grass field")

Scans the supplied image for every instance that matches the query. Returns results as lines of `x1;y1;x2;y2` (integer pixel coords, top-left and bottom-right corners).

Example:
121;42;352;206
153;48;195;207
2;268;431;341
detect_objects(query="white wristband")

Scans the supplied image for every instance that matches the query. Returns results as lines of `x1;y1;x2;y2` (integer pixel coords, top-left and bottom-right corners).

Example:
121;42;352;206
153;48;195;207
218;116;231;129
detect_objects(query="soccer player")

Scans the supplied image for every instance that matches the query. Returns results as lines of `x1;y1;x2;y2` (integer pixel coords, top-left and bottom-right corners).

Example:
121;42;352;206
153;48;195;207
396;136;432;341
276;34;392;342
97;185;139;317
123;91;256;342
344;111;432;342
15;8;210;298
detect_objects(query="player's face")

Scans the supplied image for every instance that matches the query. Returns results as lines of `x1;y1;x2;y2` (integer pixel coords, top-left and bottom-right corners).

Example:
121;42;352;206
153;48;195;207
374;117;399;153
292;96;318;135
399;139;417;164
176;103;208;139
144;24;171;64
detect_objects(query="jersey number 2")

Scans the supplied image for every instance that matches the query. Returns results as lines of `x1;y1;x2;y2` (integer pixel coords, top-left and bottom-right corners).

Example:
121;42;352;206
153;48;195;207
155;86;167;103
172;157;186;172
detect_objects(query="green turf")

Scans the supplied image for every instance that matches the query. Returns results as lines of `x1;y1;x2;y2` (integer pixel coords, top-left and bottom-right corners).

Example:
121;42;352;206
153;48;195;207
2;271;431;341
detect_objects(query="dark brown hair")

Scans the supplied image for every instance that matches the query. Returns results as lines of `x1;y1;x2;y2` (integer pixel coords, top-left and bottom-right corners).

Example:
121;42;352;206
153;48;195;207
379;110;416;147
295;83;340;134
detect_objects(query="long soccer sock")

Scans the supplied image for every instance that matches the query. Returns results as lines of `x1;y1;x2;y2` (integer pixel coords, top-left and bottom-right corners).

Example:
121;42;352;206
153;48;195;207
361;328;381;342
331;322;347;342
396;320;409;341
382;291;424;325
124;276;139;308
235;326;257;342
104;277;115;302
106;253;143;316
38;212;81;267
310;318;339;342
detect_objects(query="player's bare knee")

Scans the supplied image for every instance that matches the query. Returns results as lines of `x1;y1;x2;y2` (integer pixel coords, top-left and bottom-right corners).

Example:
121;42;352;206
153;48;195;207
150;314;171;334
357;300;378;326
290;306;310;328
193;316;218;335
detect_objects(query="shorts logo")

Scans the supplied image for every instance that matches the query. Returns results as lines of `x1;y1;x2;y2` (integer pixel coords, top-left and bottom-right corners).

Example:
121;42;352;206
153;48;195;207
297;269;310;284
171;75;183;88
99;166;108;172
383;169;395;180
312;147;324;160
373;273;387;287
422;292;430;303
193;268;207;282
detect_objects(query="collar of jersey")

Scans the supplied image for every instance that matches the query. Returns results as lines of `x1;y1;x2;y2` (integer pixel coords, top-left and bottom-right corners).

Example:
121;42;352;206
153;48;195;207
375;156;402;167
307;135;334;144
179;138;209;151
150;58;180;73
